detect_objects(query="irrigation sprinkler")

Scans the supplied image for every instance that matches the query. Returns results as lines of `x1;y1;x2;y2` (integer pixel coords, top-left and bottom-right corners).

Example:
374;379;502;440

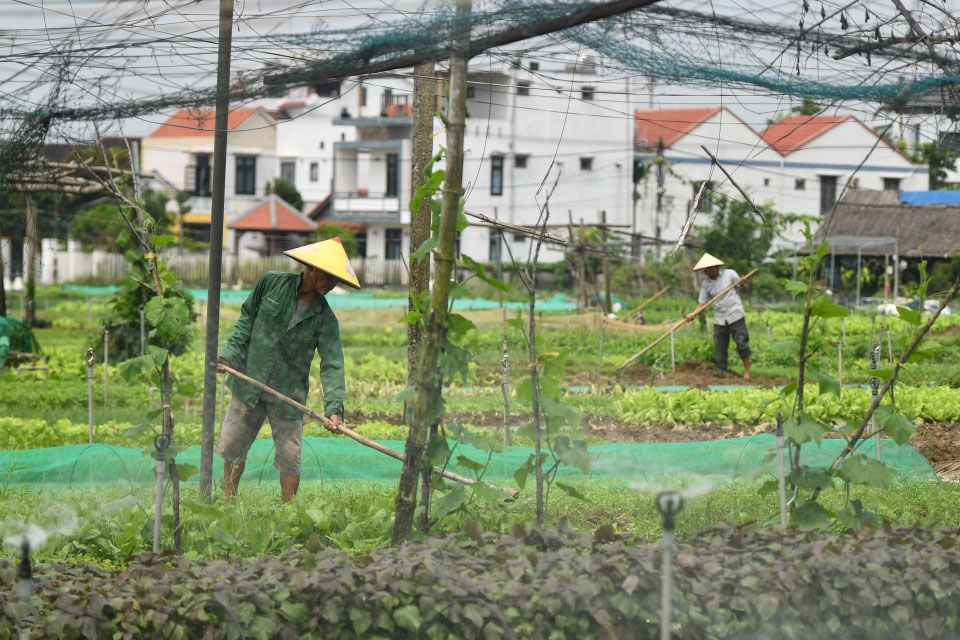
17;538;32;603
597;314;606;386
775;411;787;528
86;348;95;444
103;327;109;410
152;433;169;553
140;307;146;356
500;336;511;446
657;490;683;640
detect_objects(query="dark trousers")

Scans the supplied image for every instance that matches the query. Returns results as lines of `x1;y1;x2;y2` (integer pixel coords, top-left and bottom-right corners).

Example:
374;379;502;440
714;318;751;370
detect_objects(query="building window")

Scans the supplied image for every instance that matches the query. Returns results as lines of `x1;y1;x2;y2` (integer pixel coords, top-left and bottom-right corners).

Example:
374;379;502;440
580;157;593;171
310;162;319;182
819;175;838;215
386;153;399;197
319;141;325;150
280;161;295;184
763;177;770;187
513;233;524;243
356;231;367;258
193;153;211;197
385;228;402;260
692;180;714;213
883;177;902;191
581;86;595;101
359;85;367;106
235;156;256;195
517;81;530;96
466;86;475;99
529;61;539;71
314;80;340;97
515;154;528;169
795;178;806;191
491;155;504;195
489;231;501;262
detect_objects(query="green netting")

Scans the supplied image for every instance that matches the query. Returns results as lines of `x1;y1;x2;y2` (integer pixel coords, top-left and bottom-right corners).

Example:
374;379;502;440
0;435;936;488
0;315;41;367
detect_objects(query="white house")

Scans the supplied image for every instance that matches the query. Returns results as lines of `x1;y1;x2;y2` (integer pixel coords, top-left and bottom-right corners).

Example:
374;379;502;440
633;108;928;251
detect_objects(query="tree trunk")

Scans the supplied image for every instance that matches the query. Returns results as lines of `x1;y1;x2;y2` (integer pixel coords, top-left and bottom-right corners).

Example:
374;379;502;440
24;197;37;326
392;0;470;546
407;61;436;387
0;238;6;317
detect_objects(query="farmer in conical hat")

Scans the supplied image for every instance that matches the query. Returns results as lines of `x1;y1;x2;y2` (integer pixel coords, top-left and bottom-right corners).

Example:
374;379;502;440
215;237;360;501
685;253;751;379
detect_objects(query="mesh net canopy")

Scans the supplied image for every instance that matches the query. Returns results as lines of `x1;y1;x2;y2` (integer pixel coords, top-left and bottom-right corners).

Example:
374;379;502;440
0;435;936;489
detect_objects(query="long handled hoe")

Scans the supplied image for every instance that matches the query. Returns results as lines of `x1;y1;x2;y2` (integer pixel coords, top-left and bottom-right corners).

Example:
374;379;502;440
219;364;518;497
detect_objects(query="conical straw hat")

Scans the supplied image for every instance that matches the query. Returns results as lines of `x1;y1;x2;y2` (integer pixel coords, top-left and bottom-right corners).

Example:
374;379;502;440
284;237;361;289
693;253;724;271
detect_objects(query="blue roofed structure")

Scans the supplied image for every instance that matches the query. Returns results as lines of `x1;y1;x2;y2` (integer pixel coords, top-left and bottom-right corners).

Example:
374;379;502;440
899;190;960;205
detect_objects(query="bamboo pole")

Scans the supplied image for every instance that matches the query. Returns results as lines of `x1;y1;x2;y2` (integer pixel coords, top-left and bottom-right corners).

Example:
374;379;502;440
219;365;516;496
621;285;670;320
617;269;758;371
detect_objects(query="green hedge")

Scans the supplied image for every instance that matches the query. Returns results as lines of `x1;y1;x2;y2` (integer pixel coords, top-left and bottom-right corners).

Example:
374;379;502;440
3;525;959;639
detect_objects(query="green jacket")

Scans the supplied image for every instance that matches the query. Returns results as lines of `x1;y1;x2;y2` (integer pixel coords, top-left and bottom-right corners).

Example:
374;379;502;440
219;272;345;420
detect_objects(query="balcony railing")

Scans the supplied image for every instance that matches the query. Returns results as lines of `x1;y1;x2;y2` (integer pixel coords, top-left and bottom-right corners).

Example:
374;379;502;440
380;93;413;117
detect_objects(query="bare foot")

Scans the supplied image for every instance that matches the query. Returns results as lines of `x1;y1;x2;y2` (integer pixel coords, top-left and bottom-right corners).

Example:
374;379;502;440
743;372;751;380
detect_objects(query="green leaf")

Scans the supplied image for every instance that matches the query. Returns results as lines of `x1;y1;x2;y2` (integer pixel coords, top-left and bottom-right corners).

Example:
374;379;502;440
391;385;416;403
790;500;833;529
784;412;827;446
555;482;588;501
540;396;582;430
456;455;485;473
400;311;422;325
175;463;198;482
279;602;309;623
839;454;896;488
810;296;850;319
392;605;422;633
122;421;157;439
349;608;373;635
874;406;915;445
411;237;437;262
447;313;476;340
144;296;190;342
432;485;468;518
506;317;525;329
781;279;809;295
471;482;511;503
447;424;498;453
150;234;176;247
117;346;168;381
554;436;593;474
515;378;532;403
424;433;452;467
757;478;779;497
836;498;880;531
513;454;535;490
896;305;921;326
815;241;829;262
907;343;940;362
789;466;833;491
460;254;508;292
806;364;840;397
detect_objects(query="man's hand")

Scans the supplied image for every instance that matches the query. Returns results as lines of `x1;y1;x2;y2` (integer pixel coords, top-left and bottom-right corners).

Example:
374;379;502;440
324;413;343;433
216;356;232;373
685;311;698;323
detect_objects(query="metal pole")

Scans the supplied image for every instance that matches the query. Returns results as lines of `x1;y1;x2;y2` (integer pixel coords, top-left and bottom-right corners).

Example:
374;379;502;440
86;348;95;444
657;492;683;640
87;297;92;329
886;325;894;363
140;307;146;356
103;327;109;410
871;345;881;464
501;336;511;446
199;0;236;501
837;329;843;389
153;434;169;553
775;412;787;528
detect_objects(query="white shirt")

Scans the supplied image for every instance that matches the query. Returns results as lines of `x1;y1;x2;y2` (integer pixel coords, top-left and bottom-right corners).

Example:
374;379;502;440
698;268;745;326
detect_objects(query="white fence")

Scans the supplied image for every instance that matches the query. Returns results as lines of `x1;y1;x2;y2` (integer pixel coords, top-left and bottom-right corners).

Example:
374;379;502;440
2;239;408;288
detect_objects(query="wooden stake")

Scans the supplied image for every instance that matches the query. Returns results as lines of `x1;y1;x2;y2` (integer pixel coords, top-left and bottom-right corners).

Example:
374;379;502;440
617;268;758;370
621;285;669;320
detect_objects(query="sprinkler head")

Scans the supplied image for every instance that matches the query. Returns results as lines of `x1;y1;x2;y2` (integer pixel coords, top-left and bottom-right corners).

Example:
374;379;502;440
656;491;684;532
17;538;31;581
86;347;95;368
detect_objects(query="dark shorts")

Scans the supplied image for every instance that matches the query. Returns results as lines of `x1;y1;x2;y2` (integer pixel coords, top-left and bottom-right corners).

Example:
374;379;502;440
714;318;750;370
215;395;303;476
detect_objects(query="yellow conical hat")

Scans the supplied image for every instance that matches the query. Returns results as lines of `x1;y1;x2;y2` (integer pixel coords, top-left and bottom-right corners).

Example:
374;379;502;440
693;253;724;271
284;237;361;289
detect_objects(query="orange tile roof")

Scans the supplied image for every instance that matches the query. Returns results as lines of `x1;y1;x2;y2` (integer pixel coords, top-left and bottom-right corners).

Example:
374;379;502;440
634;107;721;150
149;107;262;137
229;195;316;233
761;114;851;155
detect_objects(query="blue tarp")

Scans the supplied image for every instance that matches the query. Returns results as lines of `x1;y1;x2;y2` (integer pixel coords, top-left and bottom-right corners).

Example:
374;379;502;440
898;190;960;205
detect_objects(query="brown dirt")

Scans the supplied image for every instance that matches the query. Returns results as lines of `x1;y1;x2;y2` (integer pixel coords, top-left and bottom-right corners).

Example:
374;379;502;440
607;359;793;389
908;423;960;470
